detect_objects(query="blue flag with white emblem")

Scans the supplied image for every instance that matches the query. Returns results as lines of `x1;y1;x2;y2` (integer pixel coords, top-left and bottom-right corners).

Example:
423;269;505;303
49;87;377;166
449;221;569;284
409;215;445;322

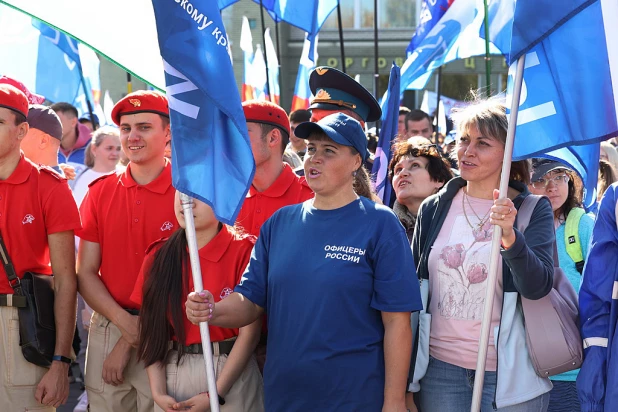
486;0;618;208
399;0;501;93
405;0;452;57
372;64;400;205
151;0;255;225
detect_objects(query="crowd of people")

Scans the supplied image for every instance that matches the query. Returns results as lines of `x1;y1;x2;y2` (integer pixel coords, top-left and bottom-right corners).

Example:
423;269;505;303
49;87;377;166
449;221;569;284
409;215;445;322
1;64;618;412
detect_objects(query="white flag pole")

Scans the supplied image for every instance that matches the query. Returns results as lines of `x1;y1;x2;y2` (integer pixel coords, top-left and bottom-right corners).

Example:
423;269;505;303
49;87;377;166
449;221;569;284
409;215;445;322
180;192;220;412
470;54;526;412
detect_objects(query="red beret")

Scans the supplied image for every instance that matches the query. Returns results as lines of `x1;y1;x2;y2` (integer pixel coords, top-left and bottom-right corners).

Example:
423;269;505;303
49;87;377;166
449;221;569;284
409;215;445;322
242;100;290;136
0;84;29;119
111;90;169;125
0;76;45;105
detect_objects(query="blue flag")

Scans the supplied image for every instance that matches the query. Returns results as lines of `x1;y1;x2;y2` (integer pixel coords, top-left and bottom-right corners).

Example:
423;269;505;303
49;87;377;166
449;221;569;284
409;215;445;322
399;0;501;92
372;64;400;205
32;19;81;66
406;0;452;57
151;0;255;225
487;0;618;208
251;0;337;62
217;0;240;9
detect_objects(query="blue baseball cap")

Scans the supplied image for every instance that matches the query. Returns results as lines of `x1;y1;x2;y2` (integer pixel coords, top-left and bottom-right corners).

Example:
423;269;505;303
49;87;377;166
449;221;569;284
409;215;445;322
309;66;382;122
294;113;369;161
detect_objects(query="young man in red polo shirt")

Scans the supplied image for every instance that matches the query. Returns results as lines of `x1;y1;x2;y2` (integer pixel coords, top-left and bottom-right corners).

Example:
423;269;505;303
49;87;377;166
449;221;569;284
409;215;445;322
76;90;176;412
0;85;81;410
236;100;313;236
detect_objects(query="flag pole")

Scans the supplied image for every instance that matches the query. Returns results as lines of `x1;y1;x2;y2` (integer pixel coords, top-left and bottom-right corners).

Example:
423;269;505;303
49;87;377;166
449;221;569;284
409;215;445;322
179;193;221;412
434;66;442;144
275;21;282;102
336;3;346;74
259;0;272;101
126;72;132;94
373;0;379;99
78;69;98;129
470;54;526;412
483;0;492;97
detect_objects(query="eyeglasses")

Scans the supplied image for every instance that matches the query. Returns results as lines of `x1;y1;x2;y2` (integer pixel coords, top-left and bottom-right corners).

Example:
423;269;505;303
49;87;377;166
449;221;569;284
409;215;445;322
531;174;570;189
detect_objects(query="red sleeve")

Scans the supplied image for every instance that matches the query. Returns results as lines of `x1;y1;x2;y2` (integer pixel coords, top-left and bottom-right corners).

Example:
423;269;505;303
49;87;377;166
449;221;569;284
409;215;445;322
43;178;82;234
75;188;99;242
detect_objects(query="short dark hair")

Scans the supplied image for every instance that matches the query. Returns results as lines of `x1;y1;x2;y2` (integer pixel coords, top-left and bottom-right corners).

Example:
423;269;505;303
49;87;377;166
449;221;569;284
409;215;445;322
261;124;289;155
159;114;170;128
14;111;27;126
404;109;432;126
50;102;78;118
399;107;411;116
388;142;453;185
289;109;311;123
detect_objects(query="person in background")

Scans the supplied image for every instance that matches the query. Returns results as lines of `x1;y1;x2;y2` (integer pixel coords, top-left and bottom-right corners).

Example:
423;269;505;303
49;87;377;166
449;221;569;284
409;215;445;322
404;109;433;140
597;159;618;202
0;84;81;411
133;193;264;412
366;128;378;155
409;97;555;411
186;112;422;411
72;126;122;208
52;102;92;176
399;106;411;137
21;104;65;176
235;100;313;237
78;112;100;133
288;109;311;160
577;182;618;410
600;141;618;176
389;141;453;242
528;159;594;412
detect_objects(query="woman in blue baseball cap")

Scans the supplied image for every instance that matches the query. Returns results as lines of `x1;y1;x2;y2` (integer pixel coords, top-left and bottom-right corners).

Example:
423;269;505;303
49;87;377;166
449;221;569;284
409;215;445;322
185;112;422;412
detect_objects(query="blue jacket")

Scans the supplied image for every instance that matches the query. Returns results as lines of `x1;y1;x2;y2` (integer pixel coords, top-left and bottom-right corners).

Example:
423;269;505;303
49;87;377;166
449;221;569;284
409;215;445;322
577;183;618;412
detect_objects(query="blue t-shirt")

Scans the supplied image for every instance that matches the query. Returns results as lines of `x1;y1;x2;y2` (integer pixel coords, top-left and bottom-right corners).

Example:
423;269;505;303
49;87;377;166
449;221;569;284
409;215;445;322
235;197;422;412
551;211;594;382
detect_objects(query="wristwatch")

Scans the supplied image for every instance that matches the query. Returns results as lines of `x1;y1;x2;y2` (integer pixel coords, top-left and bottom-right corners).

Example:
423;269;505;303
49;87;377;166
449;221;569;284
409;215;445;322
52;355;72;364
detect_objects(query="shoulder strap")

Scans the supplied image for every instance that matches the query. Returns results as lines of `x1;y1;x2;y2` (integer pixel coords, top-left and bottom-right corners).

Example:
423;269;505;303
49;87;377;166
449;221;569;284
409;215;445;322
564;207;585;273
0;232;23;295
516;195;542;234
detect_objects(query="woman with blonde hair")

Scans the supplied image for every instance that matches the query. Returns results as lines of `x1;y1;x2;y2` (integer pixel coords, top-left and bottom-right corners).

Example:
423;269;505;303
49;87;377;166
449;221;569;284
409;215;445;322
408;97;555;411
601;141;618;175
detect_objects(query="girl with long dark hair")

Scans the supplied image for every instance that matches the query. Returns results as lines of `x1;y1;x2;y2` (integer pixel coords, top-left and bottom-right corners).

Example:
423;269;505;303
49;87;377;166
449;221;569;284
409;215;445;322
131;191;264;412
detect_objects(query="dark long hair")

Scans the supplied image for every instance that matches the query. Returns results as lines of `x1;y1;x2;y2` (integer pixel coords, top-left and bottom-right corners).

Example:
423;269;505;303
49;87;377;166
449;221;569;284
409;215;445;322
137;229;189;367
556;169;583;221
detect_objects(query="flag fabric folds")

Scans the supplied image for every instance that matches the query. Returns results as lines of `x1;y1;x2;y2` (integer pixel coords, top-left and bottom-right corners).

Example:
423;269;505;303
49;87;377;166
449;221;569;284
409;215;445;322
405;0;454;57
151;0;255;225
251;0;336;62
372;64;400;206
488;0;618;208
264;27;280;104
399;0;500;92
291;33;318;112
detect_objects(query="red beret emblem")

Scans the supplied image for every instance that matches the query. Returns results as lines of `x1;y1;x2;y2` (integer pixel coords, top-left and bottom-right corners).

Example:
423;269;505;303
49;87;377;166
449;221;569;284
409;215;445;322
128;99;141;107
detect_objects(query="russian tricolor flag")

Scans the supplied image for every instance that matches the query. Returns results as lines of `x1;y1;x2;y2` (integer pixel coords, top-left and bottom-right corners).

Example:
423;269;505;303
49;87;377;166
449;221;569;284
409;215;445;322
240;16;255;102
291;33;317;112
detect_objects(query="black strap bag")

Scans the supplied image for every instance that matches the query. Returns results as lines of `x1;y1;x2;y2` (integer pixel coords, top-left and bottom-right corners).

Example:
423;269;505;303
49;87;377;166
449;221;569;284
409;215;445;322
0;233;56;368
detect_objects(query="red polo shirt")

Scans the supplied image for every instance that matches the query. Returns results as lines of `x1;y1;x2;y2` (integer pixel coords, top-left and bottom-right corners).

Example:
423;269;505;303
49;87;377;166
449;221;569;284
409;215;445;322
236;164;313;236
76;160;176;309
0;155;81;294
130;226;255;344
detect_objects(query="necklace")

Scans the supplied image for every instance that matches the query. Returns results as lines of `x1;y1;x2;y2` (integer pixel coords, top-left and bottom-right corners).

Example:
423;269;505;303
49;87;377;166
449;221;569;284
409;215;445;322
462;190;491;230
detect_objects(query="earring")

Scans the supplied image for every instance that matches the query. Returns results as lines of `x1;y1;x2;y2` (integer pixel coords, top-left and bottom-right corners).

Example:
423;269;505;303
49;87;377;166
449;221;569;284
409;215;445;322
352;170;357;177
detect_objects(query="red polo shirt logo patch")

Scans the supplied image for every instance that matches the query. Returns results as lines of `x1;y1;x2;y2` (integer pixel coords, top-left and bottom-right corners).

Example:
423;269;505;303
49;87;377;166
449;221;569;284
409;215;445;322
22;214;35;224
160;221;174;231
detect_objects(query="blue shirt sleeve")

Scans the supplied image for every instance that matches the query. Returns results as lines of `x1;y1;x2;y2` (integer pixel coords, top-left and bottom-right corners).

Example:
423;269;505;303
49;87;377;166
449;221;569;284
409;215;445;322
577;184;618;411
370;214;422;313
234;220;270;309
